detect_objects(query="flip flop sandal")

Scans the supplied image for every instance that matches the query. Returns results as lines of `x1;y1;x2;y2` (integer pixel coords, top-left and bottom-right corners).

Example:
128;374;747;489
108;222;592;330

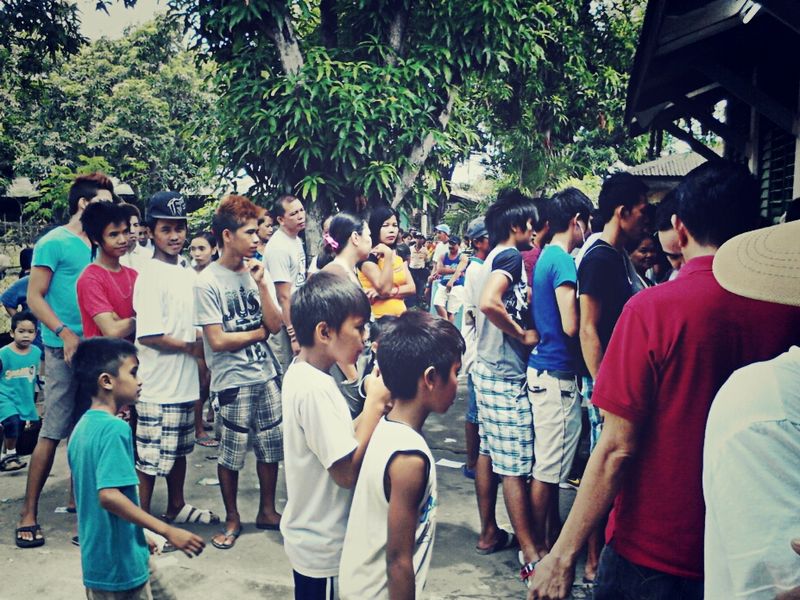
15;524;45;548
0;455;26;472
211;526;242;550
163;504;221;525
71;535;80;547
475;529;518;555
520;559;539;588
194;435;219;448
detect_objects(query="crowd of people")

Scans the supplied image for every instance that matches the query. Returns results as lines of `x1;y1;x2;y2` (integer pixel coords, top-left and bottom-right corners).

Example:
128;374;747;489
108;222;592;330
0;160;797;600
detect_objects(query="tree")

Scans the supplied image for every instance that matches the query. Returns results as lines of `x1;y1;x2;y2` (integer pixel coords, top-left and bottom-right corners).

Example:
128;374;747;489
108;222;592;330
11;16;221;220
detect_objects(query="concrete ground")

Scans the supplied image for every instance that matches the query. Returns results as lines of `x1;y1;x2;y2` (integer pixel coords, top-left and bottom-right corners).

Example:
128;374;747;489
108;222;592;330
0;381;593;600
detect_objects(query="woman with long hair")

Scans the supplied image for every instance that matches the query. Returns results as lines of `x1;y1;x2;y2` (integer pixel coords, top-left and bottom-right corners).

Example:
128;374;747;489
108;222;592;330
357;205;415;317
318;212;373;283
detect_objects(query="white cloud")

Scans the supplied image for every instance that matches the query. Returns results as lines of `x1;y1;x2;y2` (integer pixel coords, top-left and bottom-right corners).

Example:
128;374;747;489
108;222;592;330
77;0;163;40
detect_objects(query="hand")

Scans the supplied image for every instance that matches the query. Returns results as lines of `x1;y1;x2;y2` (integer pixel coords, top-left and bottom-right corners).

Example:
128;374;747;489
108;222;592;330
372;243;394;259
521;328;540;347
245;258;265;284
165;526;205;558
365;288;380;303
61;328;81;365
776;538;800;600
528;553;575;600
147;537;158;555
363;368;392;416
446;282;453;292
290;337;300;356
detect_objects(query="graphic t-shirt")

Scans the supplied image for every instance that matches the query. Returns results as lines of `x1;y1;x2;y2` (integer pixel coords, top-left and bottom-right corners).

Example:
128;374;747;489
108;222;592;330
194;261;277;392
529;244;578;373
281;360;358;578
32;226;91;347
474;245;530;378
68;410;149;592
339;417;437;599
133;259;199;404
0;344;41;423
577;240;633;350
76;264;138;340
264;228;307;291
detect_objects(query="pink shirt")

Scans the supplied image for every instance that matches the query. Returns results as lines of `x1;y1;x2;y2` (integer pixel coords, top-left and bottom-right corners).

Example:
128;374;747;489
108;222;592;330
76;264;138;340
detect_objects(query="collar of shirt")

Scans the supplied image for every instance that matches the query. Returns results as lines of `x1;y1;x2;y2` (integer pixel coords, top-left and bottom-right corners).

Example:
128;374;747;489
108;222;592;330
677;255;713;278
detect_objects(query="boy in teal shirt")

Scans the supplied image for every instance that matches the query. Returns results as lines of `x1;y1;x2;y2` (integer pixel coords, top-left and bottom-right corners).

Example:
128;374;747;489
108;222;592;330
0;310;41;472
68;338;205;598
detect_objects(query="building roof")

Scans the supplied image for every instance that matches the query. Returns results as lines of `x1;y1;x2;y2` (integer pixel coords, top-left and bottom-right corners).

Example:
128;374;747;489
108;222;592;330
628;152;707;178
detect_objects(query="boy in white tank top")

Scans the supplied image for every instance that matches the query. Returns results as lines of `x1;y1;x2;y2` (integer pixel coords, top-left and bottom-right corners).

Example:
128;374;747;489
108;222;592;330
339;312;465;599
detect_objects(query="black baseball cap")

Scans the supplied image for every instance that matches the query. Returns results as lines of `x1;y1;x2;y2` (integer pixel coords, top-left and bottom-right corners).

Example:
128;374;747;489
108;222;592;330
147;191;187;220
448;235;461;245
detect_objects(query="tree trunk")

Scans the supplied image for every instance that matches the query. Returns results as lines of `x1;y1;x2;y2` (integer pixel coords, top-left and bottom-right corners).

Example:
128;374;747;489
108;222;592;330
385;0;411;67
391;88;457;208
263;16;304;76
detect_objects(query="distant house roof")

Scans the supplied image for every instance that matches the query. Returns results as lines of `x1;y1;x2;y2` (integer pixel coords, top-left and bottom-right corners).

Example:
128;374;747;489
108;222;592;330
627;152;707;178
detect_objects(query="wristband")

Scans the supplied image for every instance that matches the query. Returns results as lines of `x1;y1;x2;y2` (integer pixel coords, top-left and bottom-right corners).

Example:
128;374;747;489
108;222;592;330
54;324;68;337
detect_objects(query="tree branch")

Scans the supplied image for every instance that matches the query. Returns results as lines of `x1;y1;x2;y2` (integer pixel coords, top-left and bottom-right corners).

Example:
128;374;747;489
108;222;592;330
263;13;304;76
391;88;457;208
385;0;411;67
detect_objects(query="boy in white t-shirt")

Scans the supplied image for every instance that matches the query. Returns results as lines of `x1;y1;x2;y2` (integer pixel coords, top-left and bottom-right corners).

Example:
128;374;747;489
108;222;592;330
339;311;464;599
281;271;390;600
133;191;219;527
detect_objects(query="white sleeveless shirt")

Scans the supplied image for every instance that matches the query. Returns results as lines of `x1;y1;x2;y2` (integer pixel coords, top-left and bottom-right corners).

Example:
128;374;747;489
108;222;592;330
339;417;437;599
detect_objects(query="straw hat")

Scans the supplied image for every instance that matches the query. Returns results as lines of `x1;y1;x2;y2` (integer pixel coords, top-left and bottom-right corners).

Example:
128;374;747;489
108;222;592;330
712;220;800;307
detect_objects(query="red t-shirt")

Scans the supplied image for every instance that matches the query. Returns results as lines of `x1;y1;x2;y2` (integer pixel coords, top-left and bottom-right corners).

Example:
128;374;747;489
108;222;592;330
592;255;800;578
76;263;138;340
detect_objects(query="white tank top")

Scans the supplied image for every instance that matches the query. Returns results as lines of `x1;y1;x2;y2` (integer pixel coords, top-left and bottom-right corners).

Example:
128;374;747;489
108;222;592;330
339;417;437;599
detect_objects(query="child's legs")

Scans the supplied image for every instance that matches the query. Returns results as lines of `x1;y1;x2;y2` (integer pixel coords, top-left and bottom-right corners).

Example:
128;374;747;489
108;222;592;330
1;415;22;452
85;580;153;600
292;572;338;600
162;403;194;515
252;379;283;522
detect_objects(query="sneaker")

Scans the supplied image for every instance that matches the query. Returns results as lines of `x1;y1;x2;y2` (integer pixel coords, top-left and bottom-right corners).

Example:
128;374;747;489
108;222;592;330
560;477;580;490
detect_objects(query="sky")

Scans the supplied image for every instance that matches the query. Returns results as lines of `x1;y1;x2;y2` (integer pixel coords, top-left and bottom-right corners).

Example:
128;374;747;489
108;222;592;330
78;0;163;40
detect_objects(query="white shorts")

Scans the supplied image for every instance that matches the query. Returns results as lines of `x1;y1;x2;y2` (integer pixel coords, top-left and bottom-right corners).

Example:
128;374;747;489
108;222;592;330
433;284;465;314
527;368;581;485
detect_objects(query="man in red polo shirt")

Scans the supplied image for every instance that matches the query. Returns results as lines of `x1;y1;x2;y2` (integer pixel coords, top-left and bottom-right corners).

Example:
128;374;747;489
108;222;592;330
528;161;800;600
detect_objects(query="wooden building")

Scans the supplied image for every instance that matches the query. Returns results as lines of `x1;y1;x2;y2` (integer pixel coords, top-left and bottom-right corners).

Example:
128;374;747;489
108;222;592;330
626;0;800;221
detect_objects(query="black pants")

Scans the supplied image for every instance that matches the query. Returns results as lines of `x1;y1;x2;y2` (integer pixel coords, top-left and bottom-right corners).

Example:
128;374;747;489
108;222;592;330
293;570;337;600
409;267;429;306
594;545;703;600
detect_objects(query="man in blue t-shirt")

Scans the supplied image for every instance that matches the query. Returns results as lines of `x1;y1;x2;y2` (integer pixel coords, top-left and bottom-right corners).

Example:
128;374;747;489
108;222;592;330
16;173;115;549
68;338;203;597
528;187;593;553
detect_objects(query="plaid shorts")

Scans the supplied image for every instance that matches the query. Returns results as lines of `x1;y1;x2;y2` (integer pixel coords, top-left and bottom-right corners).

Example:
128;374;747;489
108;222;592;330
472;362;533;477
215;379;283;471
135;402;194;477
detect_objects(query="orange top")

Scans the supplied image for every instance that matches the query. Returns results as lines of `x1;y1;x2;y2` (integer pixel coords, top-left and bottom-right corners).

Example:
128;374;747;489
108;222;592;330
358;254;407;318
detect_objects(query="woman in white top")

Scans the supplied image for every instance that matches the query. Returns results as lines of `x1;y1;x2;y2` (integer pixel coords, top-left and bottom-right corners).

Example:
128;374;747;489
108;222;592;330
318;212;373;283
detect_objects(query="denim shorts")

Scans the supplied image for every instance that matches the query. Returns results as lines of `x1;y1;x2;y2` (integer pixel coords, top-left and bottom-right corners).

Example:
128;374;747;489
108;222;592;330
1;414;22;439
465;374;478;424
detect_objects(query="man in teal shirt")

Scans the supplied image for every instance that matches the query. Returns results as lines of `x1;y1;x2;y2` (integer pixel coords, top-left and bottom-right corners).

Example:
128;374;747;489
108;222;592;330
15;173;114;548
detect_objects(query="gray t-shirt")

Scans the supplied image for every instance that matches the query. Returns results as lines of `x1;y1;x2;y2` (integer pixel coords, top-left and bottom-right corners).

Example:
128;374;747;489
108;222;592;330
264;227;307;291
473;244;530;379
194;262;277;391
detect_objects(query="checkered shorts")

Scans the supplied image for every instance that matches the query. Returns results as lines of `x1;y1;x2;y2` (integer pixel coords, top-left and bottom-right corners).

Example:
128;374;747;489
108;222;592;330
472;362;533;477
135;402;194;477
214;379;283;471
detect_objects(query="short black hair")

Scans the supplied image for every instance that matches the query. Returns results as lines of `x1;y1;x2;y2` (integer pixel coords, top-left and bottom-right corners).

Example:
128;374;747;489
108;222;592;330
72;338;137;404
377;312;465;401
656;190;678;231
485;189;538;247
291;271;371;347
368;315;398;343
675;161;760;247
68;173;114;216
80;201;131;249
368;204;398;249
395;242;411;262
598;173;648;223
531;197;548;232
11;309;37;330
547;187;593;233
272;195;301;218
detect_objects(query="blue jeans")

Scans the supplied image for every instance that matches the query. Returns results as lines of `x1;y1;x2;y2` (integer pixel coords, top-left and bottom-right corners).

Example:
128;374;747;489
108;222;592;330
465;374;478;424
594;545;703;600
